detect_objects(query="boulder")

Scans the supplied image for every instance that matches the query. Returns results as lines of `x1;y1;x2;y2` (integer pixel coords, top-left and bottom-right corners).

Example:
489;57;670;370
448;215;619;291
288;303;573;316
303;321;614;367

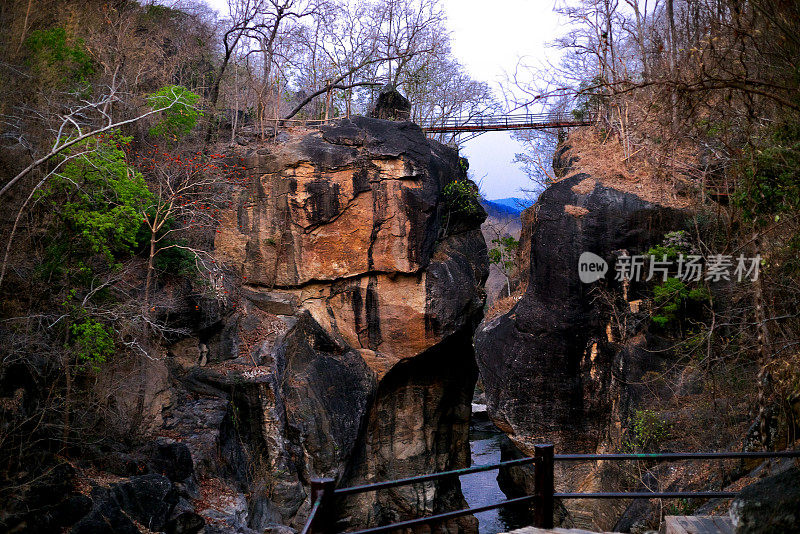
369;85;412;121
0;462;93;534
730;466;800;533
72;474;178;534
144;439;194;483
165;511;205;534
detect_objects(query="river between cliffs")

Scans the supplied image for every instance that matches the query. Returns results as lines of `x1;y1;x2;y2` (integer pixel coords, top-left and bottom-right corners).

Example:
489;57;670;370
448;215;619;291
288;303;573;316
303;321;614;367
460;405;531;533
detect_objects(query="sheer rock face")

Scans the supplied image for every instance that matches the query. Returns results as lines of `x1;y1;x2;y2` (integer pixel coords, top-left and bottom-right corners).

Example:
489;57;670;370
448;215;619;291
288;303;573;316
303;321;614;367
201;116;487;531
474;149;686;530
475;172;682;450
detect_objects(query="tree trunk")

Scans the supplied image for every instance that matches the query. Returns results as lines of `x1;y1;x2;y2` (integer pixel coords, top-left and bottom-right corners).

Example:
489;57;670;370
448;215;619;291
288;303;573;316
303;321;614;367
62;354;71;451
144;231;156;305
204;52;234;146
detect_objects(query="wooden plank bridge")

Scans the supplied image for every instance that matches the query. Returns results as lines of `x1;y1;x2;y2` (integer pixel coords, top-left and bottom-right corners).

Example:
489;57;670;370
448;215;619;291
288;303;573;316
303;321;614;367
418;112;594;134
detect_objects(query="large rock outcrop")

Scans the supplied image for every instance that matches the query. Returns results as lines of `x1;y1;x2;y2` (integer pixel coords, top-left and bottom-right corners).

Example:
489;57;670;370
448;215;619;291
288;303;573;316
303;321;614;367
163;116;487;532
475;170;683;450
474;146;686;529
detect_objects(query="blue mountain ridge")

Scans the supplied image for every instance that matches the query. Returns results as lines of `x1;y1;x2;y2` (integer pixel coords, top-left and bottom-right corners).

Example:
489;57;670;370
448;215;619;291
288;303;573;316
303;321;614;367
480;197;533;216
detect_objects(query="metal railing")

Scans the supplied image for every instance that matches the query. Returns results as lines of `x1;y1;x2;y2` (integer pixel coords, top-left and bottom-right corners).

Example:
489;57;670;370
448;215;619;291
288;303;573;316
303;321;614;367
301;444;800;534
417;112;595;133
223;111;593;135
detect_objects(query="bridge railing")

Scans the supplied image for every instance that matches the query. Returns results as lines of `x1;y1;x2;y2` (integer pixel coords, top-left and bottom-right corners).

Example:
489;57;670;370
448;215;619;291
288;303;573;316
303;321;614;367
417;112;595;133
300;445;800;534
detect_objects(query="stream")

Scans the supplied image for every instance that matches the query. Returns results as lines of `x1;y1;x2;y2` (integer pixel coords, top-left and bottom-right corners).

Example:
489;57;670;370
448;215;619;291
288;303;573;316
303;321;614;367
460;404;531;533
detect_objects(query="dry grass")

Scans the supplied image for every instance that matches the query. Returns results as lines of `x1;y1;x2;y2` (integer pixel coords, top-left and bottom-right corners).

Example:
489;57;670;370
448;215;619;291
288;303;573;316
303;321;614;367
564;204;589;218
485;286;526;321
556;128;695;210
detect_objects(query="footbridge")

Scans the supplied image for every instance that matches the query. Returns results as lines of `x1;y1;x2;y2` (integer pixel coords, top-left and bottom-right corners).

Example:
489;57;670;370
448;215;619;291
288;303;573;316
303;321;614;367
418;112;594;135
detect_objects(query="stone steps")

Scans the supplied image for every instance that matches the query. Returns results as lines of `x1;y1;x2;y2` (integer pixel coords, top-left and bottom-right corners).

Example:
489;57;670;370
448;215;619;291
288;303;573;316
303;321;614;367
662;515;734;534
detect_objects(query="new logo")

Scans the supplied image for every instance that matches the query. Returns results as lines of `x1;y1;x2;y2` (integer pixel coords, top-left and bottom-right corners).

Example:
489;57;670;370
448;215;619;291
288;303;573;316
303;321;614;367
578;252;608;283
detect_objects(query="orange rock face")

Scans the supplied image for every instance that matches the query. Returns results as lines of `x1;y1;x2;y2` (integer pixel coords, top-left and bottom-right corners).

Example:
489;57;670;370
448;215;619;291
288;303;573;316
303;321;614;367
215;118;487;381
208;117;488;532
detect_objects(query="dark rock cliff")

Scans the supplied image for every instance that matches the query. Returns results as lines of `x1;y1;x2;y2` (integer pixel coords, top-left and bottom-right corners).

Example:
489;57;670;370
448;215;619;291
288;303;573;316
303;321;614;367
474;148;687;529
476;171;684;450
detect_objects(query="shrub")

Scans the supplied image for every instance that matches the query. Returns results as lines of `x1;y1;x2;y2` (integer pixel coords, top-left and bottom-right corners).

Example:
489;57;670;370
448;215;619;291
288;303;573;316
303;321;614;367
25;27;94;87
735;120;800;224
442;180;481;217
147;85;203;140
647;230;692;260
652;277;688;326
69;318;115;371
626;409;671;452
44;131;152;267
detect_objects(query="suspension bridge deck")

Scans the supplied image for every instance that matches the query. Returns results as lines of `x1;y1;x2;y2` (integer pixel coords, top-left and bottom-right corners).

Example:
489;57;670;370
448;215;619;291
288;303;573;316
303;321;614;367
418;112;593;134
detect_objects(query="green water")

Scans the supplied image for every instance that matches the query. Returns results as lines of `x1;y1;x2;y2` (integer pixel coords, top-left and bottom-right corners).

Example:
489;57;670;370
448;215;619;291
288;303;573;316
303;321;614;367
460;419;532;533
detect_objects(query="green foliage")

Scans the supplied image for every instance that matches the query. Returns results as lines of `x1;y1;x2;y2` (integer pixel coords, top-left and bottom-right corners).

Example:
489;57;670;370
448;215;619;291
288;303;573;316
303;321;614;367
69;318;115;371
489;236;519;271
443;180;481;217
25;27;95;87
687;286;711;302
646;231;708;327
651;276;710;327
647;230;691;260
625;409;671;452
652;277;688;327
44;131;152;266
735;120;800;224
142;3;183;22
147;85;203;139
133;214;195;276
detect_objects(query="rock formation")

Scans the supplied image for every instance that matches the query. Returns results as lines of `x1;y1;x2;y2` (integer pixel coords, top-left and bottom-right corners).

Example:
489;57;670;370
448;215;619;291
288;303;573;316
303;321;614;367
730;465;800;533
474;144;687;530
158;116;487;532
370;85;412;121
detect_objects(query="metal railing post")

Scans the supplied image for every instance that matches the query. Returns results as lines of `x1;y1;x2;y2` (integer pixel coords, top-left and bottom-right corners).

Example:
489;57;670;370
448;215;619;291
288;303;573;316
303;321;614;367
309;477;336;534
534;444;555;529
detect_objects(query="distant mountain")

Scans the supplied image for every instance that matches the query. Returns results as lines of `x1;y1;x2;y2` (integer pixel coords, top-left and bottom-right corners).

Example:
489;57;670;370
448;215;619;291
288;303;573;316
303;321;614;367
481;199;520;219
489;197;533;213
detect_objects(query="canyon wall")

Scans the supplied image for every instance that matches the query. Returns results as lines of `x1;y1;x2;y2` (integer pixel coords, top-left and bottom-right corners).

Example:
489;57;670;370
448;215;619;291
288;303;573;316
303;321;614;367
169;116;488;532
474;145;688;530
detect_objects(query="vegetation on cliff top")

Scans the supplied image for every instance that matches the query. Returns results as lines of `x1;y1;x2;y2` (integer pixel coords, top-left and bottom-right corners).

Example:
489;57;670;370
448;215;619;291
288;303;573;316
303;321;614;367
494;1;800;524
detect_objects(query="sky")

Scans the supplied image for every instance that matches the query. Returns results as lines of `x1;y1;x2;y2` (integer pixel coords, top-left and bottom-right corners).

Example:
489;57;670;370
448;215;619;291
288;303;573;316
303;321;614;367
204;0;564;200
442;0;561;200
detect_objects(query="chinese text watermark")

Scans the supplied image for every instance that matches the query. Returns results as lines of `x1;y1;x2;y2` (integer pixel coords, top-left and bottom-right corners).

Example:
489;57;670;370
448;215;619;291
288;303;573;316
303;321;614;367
579;253;761;283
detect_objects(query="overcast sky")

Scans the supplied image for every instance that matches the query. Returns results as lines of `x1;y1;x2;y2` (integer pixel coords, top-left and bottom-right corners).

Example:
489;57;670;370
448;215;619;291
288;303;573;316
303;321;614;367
443;0;561;200
205;0;564;200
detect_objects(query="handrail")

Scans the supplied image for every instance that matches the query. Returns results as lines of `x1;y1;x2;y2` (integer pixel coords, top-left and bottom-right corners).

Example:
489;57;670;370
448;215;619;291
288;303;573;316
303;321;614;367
229;112;593;134
417;112;595;133
300;495;323;534
555;450;800;460
347;494;536;534
333;455;536;496
301;445;800;534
